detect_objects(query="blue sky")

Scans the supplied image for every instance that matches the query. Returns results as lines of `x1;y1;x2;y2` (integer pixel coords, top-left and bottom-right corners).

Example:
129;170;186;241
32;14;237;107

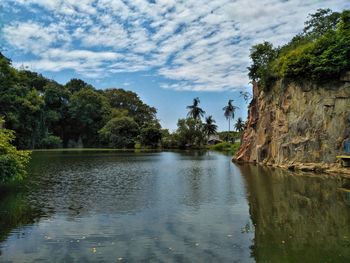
1;0;349;131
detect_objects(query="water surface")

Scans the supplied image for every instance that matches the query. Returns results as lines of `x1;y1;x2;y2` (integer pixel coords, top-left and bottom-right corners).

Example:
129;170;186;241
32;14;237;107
0;151;350;262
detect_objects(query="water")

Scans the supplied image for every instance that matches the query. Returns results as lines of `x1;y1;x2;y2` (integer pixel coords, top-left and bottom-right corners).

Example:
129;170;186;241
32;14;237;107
0;151;350;262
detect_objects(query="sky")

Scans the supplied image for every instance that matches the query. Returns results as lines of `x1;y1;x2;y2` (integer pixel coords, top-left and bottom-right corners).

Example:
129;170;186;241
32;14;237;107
1;0;349;131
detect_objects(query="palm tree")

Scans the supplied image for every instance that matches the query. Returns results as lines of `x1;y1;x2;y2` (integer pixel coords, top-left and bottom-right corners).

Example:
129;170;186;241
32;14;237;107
187;97;205;121
234;117;245;144
234;117;245;132
223;100;239;133
203;116;218;139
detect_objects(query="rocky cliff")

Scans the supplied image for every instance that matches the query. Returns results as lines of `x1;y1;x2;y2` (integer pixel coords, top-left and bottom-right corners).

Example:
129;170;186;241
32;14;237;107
234;76;350;173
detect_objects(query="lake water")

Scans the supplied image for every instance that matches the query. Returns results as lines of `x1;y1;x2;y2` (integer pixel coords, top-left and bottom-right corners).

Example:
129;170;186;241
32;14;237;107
1;151;350;262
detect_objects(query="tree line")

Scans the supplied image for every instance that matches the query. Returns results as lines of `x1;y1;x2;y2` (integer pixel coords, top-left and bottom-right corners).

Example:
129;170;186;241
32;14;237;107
161;97;245;148
0;53;161;149
0;52;246;152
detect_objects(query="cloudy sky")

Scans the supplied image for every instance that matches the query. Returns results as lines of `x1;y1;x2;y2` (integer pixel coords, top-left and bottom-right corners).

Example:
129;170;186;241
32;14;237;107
1;0;349;130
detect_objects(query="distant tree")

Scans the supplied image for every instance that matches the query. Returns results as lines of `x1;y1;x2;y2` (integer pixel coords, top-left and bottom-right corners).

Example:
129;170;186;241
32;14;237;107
140;125;162;148
69;88;111;147
65;78;92;94
160;129;178;149
103;88;158;127
175;118;205;148
223;100;239;136
99;116;139;148
43;82;70;142
203;116;218;139
234;117;245;144
187;97;205;121
234;117;245;132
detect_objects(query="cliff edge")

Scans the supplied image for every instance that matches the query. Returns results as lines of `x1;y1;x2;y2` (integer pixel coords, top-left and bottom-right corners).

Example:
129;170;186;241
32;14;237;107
234;76;350;174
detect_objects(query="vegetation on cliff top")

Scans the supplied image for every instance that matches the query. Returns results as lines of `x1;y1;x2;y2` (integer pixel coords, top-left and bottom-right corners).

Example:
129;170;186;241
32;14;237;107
248;9;350;90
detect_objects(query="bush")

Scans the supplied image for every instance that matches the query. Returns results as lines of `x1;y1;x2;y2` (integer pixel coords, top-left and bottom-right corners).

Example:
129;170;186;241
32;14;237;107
0;119;31;185
40;135;62;149
209;142;240;154
140;126;162;148
99;116;139;148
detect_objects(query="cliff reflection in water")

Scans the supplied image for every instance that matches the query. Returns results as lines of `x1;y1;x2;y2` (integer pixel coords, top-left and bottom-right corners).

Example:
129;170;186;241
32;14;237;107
239;164;350;262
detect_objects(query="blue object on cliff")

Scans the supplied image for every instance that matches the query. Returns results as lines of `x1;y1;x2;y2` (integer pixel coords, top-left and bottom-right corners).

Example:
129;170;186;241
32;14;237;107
345;138;350;155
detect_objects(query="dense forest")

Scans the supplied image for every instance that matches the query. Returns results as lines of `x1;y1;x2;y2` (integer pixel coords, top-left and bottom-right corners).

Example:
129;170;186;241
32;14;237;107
248;9;350;90
0;53;162;149
0;53;242;151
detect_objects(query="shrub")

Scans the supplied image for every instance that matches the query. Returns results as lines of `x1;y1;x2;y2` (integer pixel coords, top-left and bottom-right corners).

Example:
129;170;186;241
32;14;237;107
0;118;31;185
40;135;62;149
209;142;240;154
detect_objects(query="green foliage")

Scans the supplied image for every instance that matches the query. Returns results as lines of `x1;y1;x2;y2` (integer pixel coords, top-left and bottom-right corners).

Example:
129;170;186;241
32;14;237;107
160;129;178;149
248;9;350;90
175;118;205;148
40;135;62;149
140;125;162;147
187;97;205;121
0;52;162;150
203;116;218;138
69;88;111;147
103;88;157;127
223;100;239;133
65;78;92;93
0;118;31;184
99;116;139;148
303;8;340;37
208;142;240;154
217;131;240;142
234;118;245;132
247;42;277;89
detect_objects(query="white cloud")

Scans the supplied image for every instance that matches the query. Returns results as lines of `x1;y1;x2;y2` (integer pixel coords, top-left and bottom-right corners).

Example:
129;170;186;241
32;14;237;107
2;0;350;91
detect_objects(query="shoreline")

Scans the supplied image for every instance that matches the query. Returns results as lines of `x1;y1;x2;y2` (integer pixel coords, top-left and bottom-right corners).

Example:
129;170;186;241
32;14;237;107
232;158;350;177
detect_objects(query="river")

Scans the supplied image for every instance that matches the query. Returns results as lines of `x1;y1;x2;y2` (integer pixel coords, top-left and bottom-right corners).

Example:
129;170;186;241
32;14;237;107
0;151;350;262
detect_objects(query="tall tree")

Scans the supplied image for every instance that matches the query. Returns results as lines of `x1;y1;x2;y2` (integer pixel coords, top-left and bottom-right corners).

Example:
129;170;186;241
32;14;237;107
203;116;218;139
303;8;340;38
69;88;111;147
223;100;239;135
175;118;205;148
103;88;158;128
99;116;139;148
186;97;205;121
234;117;245;132
234;117;245;144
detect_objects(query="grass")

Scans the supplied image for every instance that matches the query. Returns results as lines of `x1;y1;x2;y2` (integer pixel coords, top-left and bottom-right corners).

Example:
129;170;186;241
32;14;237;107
208;142;241;154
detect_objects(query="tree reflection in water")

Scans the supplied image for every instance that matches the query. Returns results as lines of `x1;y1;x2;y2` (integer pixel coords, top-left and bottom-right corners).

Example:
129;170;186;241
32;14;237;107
238;164;350;262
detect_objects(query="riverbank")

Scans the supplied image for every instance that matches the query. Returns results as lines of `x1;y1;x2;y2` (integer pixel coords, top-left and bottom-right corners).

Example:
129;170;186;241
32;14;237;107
233;158;350;177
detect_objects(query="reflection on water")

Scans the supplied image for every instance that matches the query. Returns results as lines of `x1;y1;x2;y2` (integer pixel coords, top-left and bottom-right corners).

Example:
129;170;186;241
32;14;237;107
0;151;253;262
0;151;350;262
239;165;350;263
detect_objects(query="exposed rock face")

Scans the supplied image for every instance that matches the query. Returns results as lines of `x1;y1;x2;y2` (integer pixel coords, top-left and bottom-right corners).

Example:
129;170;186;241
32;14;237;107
235;79;350;167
